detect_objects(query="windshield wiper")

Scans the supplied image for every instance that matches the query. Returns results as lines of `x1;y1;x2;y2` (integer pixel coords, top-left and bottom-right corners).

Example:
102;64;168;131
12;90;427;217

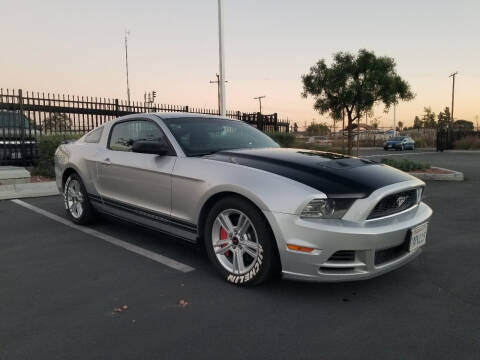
189;150;223;157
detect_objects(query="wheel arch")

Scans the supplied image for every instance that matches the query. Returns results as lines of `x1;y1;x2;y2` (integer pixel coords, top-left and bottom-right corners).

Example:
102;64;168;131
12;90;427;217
197;191;279;251
61;165;84;191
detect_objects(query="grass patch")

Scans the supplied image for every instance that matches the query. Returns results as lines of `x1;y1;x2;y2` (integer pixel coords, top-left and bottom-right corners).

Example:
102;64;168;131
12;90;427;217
381;158;430;172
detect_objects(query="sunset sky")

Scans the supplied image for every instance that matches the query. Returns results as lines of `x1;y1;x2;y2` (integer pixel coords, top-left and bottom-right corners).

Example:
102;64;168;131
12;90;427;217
2;0;479;129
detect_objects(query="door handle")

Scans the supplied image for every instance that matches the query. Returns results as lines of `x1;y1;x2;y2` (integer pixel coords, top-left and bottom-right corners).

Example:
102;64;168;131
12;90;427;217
100;158;111;166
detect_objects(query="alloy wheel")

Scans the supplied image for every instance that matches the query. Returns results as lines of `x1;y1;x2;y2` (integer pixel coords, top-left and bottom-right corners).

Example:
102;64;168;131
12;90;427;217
211;209;260;275
66;179;85;219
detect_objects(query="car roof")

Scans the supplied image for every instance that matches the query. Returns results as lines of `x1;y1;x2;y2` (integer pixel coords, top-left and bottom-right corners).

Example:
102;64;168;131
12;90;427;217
154;112;239;121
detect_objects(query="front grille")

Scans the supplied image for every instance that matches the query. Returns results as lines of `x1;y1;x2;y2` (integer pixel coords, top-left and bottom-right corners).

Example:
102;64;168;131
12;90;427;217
328;250;355;262
368;189;418;220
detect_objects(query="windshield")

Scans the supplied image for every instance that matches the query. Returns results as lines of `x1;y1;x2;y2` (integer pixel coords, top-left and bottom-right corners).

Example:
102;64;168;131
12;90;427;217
391;136;405;141
163;117;280;156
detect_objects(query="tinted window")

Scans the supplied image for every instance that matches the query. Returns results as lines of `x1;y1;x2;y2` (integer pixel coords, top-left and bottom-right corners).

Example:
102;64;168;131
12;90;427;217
84;127;103;143
109;120;167;152
164;117;279;156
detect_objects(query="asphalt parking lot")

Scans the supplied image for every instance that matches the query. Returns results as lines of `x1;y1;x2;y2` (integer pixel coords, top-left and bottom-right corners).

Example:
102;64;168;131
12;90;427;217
1;150;479;360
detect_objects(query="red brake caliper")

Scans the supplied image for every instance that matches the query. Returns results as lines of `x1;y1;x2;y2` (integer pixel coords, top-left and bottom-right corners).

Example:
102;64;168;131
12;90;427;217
220;227;231;257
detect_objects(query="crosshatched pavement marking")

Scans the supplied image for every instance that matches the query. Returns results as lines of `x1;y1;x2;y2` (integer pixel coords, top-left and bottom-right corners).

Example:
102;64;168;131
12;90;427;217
11;199;195;273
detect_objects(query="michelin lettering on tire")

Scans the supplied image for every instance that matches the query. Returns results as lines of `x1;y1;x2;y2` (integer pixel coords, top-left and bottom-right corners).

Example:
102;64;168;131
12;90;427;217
64;176;73;210
227;245;264;284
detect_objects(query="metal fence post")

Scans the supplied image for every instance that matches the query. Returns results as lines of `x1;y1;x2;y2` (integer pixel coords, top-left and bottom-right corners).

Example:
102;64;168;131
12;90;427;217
257;112;264;131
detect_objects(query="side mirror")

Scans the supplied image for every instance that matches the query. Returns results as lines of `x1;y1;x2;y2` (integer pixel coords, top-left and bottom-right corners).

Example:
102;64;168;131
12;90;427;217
132;140;169;155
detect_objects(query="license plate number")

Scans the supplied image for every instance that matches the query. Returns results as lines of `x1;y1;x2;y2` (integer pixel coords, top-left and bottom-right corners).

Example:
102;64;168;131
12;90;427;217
410;223;428;251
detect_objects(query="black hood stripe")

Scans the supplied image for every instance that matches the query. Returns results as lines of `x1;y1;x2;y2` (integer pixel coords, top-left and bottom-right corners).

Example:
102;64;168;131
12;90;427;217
207;148;414;198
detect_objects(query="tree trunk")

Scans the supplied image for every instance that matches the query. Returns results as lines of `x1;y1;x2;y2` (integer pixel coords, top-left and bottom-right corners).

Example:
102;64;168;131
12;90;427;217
347;116;354;155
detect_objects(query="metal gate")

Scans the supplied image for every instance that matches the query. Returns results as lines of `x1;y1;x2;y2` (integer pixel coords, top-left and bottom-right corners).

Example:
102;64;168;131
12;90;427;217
1;88;290;166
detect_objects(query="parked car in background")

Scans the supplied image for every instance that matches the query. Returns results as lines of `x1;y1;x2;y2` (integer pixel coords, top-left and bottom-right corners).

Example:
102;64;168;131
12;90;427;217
0;111;38;162
55;113;431;286
384;136;415;151
307;135;332;146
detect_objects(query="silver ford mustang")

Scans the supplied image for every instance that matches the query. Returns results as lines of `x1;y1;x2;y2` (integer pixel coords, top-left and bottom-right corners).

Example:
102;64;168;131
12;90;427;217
55;113;432;285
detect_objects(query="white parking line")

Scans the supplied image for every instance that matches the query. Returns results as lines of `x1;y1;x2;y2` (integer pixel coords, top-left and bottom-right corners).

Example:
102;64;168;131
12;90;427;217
362;152;438;158
11;199;195;273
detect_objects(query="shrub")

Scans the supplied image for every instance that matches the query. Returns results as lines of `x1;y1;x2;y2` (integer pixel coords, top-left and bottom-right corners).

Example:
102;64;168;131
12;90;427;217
266;132;296;148
34;133;84;178
454;136;480;150
381;158;430;172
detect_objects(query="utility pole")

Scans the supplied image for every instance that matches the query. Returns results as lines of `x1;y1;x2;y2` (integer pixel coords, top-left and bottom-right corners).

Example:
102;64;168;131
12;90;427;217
253;96;266;113
210;74;228;115
393;102;397;137
217;0;226;116
449;72;458;125
475;115;479;132
124;29;131;104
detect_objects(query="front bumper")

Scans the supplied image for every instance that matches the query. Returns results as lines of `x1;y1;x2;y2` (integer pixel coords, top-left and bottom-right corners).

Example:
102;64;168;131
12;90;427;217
264;202;432;282
384;143;403;150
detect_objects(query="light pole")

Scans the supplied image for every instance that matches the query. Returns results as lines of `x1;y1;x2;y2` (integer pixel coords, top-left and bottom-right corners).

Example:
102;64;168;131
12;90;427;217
253;96;266;113
210;74;228;115
124;29;131;104
217;0;226;116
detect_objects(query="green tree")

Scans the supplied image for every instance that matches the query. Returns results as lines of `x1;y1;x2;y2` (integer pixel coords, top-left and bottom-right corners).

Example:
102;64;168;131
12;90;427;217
42;113;72;131
413;116;423;129
306;123;330;136
422;107;436;128
397;121;404;131
301;49;414;154
437;107;451;129
453;120;474;131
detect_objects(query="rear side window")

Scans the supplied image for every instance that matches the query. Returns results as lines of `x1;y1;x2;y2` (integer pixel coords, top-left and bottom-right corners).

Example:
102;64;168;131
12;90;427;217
108;120;169;152
84;127;103;143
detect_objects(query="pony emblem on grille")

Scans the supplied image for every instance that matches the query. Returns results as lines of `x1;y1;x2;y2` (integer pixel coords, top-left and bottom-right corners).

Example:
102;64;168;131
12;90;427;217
396;195;407;208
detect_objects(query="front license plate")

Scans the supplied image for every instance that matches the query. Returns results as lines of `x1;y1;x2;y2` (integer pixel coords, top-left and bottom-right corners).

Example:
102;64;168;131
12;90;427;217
409;223;428;251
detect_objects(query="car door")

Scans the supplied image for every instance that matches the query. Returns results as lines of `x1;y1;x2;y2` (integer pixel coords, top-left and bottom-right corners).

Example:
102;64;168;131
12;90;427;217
95;118;176;232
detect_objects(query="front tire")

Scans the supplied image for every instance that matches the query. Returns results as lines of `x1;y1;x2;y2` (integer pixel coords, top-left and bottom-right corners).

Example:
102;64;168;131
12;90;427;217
204;196;280;286
64;173;96;225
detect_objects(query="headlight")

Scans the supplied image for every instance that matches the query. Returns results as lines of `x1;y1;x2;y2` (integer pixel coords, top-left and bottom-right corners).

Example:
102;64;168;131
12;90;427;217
300;198;354;219
417;187;424;203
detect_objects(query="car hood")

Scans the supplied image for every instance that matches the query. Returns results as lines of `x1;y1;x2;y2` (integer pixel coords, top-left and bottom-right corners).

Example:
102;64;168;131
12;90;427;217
206;148;414;198
386;140;403;144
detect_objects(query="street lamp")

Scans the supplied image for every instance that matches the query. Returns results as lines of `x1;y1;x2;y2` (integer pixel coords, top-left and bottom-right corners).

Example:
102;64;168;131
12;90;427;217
124;29;131;104
217;0;226;116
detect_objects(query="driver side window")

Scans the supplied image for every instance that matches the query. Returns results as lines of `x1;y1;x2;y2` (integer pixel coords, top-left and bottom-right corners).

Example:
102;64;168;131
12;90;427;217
109;120;166;152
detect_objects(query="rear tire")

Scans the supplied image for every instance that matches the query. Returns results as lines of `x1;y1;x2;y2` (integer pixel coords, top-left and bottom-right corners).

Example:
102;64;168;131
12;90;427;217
64;172;96;225
204;196;280;286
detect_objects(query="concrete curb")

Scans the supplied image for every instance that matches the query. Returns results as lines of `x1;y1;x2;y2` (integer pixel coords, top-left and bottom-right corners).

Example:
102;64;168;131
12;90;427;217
410;167;464;181
0;181;59;200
